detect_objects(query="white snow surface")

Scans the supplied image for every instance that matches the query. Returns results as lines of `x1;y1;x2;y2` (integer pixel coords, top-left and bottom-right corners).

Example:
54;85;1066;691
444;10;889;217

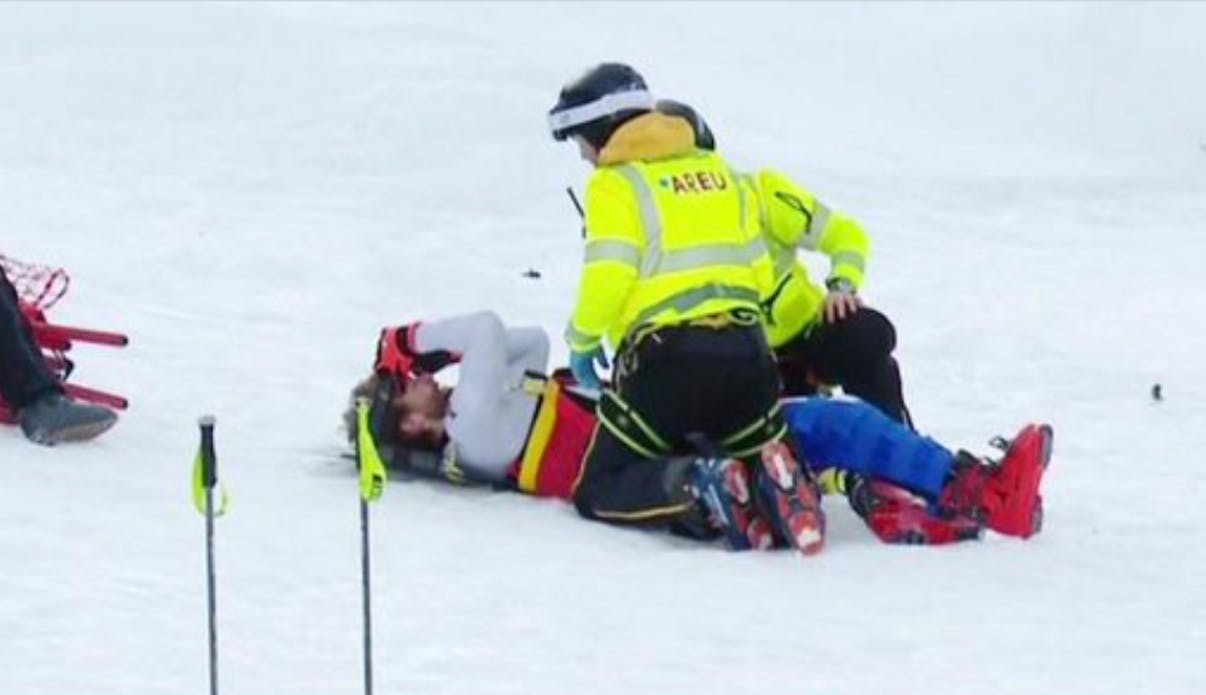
2;3;1205;693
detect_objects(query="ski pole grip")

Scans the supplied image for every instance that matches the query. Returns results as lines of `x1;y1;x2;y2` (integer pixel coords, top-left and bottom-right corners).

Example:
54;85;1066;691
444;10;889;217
198;415;218;487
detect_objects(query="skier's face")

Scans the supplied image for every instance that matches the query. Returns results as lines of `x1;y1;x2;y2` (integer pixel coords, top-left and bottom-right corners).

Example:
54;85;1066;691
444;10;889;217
395;374;448;445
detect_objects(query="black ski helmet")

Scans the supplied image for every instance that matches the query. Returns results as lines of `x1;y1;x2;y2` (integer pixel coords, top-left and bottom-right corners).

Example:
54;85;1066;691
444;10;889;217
549;62;654;148
656;99;716;151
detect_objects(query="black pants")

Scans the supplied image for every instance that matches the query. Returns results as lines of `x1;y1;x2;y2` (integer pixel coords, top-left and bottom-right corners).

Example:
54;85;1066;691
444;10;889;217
0;269;60;410
775;307;911;427
573;318;783;526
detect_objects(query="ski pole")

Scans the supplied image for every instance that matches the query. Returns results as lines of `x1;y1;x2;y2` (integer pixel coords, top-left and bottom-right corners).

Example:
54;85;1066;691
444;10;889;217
360;496;372;695
192;415;228;695
354;399;388;695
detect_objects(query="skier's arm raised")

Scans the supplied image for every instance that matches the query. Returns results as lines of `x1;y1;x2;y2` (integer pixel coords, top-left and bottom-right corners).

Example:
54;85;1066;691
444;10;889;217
412;312;546;477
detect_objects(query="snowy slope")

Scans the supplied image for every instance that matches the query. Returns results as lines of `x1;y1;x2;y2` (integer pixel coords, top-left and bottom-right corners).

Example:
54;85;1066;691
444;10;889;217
2;3;1205;693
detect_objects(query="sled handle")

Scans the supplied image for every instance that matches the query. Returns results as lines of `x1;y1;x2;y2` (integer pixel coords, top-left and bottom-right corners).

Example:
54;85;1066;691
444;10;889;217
33;322;129;348
64;383;129;410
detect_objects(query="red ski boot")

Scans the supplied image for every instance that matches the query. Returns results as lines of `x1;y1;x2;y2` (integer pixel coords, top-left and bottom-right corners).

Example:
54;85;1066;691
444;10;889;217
941;424;1054;539
849;478;983;545
753;440;826;555
689;458;775;551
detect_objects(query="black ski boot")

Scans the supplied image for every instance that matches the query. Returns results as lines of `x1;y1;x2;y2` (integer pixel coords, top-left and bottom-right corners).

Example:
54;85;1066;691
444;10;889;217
19;392;118;445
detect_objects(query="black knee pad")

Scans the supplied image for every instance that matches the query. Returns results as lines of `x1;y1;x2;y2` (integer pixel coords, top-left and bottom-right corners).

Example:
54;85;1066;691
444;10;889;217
847;309;897;357
814;310;896;375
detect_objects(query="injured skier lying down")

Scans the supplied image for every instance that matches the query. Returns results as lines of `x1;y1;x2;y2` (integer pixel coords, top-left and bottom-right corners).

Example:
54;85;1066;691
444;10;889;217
343;311;1052;550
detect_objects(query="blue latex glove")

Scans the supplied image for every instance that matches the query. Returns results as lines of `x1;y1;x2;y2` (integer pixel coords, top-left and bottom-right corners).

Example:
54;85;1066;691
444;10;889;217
569;346;609;392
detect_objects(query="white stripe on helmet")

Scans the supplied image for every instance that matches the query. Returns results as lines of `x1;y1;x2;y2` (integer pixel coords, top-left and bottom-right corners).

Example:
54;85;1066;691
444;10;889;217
548;89;655;136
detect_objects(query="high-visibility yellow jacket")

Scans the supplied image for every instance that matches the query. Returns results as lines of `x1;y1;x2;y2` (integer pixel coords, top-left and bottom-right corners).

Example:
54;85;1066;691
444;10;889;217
749;170;870;348
565;113;775;352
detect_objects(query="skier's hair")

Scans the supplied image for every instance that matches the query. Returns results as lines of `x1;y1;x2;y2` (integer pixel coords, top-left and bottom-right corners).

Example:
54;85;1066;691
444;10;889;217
341;374;379;445
342;373;445;453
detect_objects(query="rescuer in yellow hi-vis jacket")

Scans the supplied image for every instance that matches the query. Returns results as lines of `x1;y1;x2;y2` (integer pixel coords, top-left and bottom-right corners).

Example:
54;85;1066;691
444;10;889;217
549;63;825;555
657;99;912;427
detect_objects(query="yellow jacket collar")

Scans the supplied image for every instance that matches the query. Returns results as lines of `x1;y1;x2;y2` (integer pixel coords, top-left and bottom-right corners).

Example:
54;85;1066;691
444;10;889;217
598;112;696;166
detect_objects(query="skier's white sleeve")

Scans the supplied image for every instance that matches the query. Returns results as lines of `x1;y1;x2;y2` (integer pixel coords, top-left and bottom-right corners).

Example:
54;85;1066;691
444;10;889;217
503;326;551;376
413;312;547;481
416;313;550;375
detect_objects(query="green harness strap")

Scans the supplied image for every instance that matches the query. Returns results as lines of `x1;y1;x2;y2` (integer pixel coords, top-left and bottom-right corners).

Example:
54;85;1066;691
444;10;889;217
598;390;786;460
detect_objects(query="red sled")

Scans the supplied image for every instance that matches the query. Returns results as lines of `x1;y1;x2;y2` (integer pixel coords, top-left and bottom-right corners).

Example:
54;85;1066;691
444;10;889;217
0;255;129;425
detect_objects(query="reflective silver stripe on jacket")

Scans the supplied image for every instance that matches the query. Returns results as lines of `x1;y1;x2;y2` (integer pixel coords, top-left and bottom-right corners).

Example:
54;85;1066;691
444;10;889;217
732;167;748;240
799;201;831;250
771;243;795;277
584;239;642;268
631;283;761;327
654;237;768;274
563;322;598;348
830;250;866;274
615;165;664;276
743;171;767;234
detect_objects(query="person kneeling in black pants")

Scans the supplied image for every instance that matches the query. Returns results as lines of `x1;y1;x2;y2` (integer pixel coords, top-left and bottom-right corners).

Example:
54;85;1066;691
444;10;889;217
551;64;824;554
775;302;912;428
